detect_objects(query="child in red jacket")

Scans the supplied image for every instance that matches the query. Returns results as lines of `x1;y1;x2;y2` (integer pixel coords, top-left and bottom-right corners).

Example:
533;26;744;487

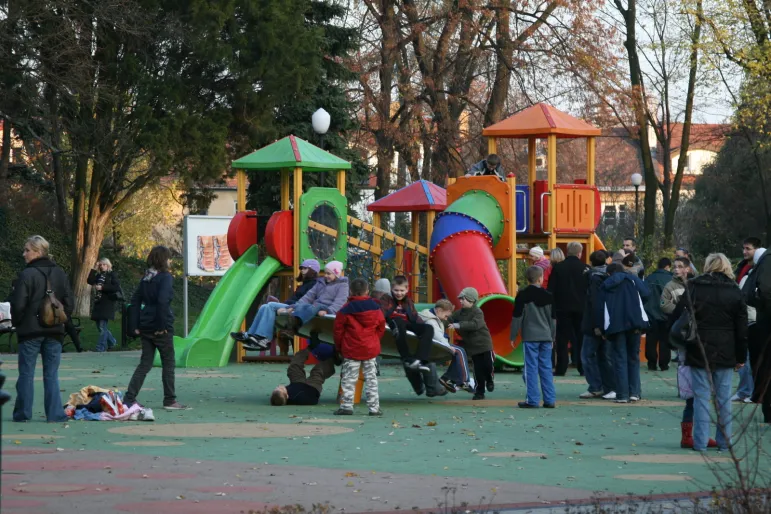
333;278;386;416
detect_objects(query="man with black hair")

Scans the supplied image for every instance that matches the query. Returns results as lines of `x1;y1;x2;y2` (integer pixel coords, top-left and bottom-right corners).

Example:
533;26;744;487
643;258;673;371
467;154;504;179
675;248;698;275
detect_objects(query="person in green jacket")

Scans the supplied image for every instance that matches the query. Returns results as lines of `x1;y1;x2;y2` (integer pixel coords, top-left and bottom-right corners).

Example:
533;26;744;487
643;258;673;371
449;287;494;400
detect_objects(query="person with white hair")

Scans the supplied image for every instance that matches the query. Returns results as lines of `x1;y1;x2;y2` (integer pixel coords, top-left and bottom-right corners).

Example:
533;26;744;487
87;257;122;352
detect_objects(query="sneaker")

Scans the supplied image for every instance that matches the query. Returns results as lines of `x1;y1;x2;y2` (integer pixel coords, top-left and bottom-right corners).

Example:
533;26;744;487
472;394;485;401
630;396;640;402
461;383;475;393
164;402;192;410
404;359;421;370
518;401;538;408
579;390;603;399
602;391;617;400
613;399;629;404
368;410;383;417
486;380;494;392
427;387;448;398
743;397;753;404
418;361;431;373
660;366;670;371
230;331;249;341
438;377;457;393
543;403;555;409
137;408;155;421
334;408;353;416
243;336;270;351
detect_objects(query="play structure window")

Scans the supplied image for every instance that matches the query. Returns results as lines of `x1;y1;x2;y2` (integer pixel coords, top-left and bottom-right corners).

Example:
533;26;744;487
309;203;339;261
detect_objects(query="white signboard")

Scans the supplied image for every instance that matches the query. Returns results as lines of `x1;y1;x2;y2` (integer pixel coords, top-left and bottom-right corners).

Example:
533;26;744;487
183;215;234;277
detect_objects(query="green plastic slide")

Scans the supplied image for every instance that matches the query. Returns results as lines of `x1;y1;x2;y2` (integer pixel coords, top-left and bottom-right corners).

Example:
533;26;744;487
154;246;283;368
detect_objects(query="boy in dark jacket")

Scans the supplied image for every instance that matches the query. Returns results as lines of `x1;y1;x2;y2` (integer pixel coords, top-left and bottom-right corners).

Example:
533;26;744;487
270;348;335;406
579;250;615;399
643;258;673;371
379;275;433;371
449;287;494;400
124;246;188;410
333;278;386;416
510;267;557;408
595;259;651;403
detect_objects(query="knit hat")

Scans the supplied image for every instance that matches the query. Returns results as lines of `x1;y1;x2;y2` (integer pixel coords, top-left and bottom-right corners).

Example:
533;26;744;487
621;252;636;268
529;246;544;260
300;259;320;274
374;278;391;294
612;250;626;264
458;287;479;303
325;260;344;277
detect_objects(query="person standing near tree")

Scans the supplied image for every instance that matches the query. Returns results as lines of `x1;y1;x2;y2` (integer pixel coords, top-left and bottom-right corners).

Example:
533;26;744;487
124;246;189;411
643;258;673;371
548;242;588;376
731;238;762;403
87;258;121;352
11;235;73;422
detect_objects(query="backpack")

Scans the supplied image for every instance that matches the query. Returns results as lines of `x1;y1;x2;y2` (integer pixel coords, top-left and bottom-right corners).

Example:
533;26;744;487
742;253;768;308
33;267;68;327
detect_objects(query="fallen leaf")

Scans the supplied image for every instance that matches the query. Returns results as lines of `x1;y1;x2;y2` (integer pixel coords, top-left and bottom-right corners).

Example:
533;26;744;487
427;421;437;426
344;472;358;478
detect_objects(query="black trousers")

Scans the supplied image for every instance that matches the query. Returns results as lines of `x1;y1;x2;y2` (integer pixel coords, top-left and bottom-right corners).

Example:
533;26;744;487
392;319;433;362
750;319;771;422
645;318;671;370
555;312;583;376
124;331;176;406
471;350;495;395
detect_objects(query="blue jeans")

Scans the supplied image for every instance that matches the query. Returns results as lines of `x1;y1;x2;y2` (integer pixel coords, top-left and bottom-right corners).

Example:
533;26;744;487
95;319;117;352
735;350;753;399
443;345;470;385
608;330;641;401
292;304;323;325
522;342;556;406
691;366;733;451
247;302;289;339
13;337;67;422
581;335;615;393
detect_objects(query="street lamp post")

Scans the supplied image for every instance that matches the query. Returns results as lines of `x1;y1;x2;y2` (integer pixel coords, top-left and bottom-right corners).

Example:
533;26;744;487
312;108;331;187
631;172;643;236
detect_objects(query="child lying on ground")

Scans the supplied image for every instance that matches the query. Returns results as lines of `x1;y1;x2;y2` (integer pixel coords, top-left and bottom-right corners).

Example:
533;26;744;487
270;347;336;406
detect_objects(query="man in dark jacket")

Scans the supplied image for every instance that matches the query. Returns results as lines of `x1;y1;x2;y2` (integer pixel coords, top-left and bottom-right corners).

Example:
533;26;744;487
595;262;650;403
579;250;615;399
643;258;673;371
547;241;589;376
11;235;73;422
748;245;771;421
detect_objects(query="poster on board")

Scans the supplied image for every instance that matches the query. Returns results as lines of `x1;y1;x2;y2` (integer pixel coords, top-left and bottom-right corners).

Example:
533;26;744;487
184;215;234;277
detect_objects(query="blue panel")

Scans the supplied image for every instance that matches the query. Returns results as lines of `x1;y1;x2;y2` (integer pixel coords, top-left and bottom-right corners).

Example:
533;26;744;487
515;185;530;233
430;212;490;252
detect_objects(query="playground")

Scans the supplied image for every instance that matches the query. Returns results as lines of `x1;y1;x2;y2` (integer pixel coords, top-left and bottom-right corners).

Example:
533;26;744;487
0;350;757;513
2;105;767;513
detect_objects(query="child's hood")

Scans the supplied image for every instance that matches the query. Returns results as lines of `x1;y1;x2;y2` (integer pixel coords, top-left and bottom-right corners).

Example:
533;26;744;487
419;308;439;321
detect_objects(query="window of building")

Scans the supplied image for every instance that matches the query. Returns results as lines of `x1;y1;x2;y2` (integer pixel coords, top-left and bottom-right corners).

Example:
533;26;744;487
603;205;617;224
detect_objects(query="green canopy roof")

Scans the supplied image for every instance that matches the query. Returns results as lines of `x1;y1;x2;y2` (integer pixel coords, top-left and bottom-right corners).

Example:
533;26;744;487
231;135;351;171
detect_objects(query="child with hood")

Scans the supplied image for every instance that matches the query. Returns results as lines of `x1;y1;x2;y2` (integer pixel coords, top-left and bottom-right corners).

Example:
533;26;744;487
233;259;320;351
448;287;494;400
420;299;473;393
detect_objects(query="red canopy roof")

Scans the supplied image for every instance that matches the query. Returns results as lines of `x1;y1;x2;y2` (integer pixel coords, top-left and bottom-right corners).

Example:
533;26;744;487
367;180;447;212
482;103;601;139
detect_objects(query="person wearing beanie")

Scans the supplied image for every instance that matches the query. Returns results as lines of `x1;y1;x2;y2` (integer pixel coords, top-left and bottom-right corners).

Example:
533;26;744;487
372;278;391;301
232;258;346;351
270;348;336;407
527;246;553;288
448;286;495;400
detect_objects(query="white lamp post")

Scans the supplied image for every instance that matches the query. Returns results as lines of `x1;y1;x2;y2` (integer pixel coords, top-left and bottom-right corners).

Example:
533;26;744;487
312;108;331;186
631;172;643;235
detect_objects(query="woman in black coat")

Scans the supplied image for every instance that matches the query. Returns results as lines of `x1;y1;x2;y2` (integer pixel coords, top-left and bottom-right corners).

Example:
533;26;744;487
87;258;121;352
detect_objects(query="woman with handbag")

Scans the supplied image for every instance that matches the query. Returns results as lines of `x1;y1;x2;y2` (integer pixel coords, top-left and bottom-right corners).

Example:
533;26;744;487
87;258;122;352
662;257;716;448
672;253;747;452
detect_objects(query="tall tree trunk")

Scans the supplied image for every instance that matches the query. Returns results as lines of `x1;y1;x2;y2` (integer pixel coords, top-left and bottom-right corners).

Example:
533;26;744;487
71;212;110;316
481;0;512;158
614;0;658;239
0;119;10;179
664;0;703;247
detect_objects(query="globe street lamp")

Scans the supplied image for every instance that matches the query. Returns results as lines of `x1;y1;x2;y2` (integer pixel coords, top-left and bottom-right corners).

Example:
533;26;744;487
312;108;330;186
631;172;643;236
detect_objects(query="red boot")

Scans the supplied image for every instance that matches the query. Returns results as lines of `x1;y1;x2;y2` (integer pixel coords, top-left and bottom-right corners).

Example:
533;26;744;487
680;422;694;448
681;422;718;448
